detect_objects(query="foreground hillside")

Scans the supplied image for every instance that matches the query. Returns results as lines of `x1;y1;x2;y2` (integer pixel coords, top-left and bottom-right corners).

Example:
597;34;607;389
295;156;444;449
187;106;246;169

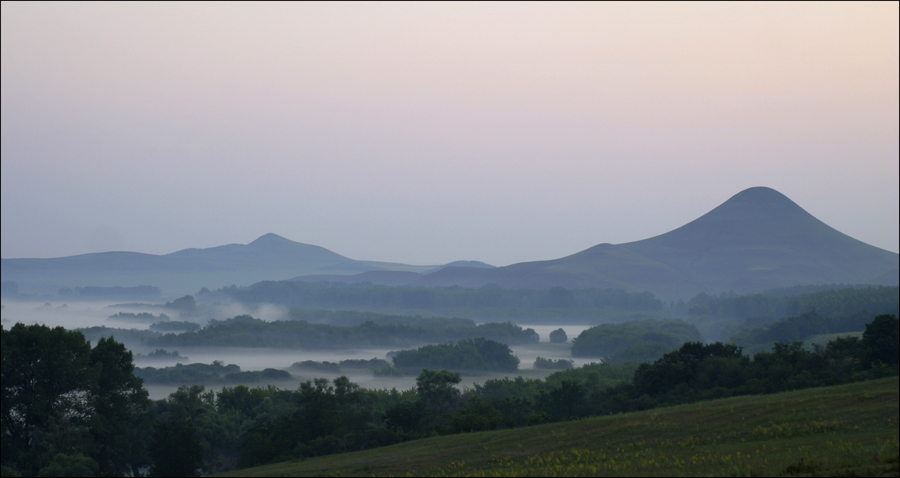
222;376;899;477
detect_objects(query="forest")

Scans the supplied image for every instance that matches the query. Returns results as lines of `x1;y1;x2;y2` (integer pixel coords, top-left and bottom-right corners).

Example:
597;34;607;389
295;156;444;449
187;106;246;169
570;318;702;360
681;285;898;323
390;338;520;374
211;282;897;325
149;315;539;349
1;313;896;476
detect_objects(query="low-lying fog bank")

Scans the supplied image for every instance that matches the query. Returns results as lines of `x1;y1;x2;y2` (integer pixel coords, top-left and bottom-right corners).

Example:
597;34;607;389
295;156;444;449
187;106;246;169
142;367;564;401
0;300;288;330
133;341;594;400
3;300;602;401
1;300;591;341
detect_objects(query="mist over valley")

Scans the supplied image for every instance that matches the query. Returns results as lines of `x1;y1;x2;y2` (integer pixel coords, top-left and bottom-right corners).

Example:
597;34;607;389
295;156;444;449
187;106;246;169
3;3;897;474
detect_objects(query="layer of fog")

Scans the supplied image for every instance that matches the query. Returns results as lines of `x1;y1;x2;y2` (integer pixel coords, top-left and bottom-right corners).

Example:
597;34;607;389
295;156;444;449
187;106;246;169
2;300;599;400
0;299;290;331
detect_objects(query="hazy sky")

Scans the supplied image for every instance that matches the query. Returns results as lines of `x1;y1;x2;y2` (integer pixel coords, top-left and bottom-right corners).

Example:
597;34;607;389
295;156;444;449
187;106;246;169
2;2;898;265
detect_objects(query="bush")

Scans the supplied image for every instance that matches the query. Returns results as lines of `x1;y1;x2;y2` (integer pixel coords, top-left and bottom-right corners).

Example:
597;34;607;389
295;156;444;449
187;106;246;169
571;319;701;358
549;328;568;343
392;338;520;374
534;357;574;370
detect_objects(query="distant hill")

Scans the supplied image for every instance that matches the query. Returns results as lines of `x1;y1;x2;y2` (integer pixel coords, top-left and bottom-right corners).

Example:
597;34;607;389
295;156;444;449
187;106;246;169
1;233;386;296
412;187;898;298
3;188;896;299
0;233;496;297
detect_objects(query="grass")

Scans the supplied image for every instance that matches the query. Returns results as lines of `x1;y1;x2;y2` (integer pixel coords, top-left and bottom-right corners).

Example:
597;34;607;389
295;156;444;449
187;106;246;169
219;376;899;477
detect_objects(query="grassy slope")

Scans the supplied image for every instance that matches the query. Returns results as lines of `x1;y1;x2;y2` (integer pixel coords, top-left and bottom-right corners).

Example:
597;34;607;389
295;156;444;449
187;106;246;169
221;377;899;477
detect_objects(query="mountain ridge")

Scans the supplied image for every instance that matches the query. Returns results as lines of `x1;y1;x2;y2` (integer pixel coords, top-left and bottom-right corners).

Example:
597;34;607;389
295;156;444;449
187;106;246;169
2;187;896;298
408;187;898;297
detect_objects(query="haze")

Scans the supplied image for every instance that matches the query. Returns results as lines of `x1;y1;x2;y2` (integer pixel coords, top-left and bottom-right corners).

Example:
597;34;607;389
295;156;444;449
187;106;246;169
2;2;898;265
0;299;594;399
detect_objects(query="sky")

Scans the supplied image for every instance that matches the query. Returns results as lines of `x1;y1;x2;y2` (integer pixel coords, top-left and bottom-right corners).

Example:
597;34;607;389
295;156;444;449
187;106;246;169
2;2;898;266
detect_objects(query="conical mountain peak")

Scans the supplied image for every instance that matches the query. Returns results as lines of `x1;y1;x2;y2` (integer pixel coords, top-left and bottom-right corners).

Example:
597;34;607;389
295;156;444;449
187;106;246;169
703;186;810;221
415;187;897;296
628;187;828;249
248;233;294;248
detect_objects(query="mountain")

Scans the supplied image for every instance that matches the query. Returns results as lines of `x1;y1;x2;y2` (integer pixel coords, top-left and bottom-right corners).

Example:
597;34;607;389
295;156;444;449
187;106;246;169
1;233;497;297
411;187;898;298
3;187;896;299
1;233;384;296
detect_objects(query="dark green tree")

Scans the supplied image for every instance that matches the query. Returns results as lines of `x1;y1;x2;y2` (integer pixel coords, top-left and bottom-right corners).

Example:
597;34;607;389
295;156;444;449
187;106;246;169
537;380;587;421
549;328;568;343
88;337;152;477
416;369;462;418
1;324;151;476
296;378;344;442
35;453;99;477
148;420;203;477
1;324;97;475
862;314;899;368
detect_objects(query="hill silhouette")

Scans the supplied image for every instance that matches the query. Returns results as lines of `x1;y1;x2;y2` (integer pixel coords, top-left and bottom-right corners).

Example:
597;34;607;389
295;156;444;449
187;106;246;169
2;188;896;299
412;187;898;297
1;234;387;296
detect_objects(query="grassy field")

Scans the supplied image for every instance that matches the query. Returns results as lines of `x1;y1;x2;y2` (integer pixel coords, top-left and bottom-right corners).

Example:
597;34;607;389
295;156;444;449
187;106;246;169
220;376;899;477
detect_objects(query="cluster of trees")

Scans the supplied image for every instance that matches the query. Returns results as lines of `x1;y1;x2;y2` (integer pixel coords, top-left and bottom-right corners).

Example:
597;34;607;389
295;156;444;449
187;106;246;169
148;314;900;472
533;357;573;370
108;312;170;323
148;321;200;333
151;315;539;349
3;314;896;476
163;295;197;314
727;310;881;353
468;314;899;423
570;319;702;361
632;314;899;403
1;324;151;476
390;338;520;375
216;281;664;316
76;327;160;349
290;358;390;374
134;349;189;362
683;286;898;322
549;328;568;343
286;308;476;327
134;362;291;386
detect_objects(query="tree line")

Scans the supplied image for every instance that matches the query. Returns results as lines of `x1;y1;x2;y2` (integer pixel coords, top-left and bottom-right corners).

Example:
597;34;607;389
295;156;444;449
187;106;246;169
150;315;539;349
2;314;896;476
570;318;702;362
683;285;898;322
214;281;665;314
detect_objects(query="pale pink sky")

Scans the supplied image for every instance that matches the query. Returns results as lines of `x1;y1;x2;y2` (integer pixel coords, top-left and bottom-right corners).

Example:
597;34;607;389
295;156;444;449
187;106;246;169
2;2;898;264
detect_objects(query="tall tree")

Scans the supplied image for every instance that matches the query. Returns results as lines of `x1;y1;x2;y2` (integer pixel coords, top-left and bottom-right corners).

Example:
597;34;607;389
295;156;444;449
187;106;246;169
1;324;97;475
415;369;462;418
1;324;152;476
148;420;203;477
862;314;899;367
88;337;152;477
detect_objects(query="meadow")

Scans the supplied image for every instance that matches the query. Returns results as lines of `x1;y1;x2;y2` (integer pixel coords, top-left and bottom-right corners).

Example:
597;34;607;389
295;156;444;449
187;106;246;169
221;376;899;477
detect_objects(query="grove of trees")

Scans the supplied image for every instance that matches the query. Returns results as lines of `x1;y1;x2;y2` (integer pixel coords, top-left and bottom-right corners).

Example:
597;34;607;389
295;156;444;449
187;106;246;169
2;314;897;476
